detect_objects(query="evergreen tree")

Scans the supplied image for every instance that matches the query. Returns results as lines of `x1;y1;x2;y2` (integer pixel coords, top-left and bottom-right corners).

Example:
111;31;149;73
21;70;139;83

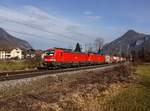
74;43;81;52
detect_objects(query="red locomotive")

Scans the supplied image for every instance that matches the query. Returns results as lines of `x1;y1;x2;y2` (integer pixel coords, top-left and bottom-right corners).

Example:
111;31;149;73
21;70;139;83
42;48;105;68
40;47;127;69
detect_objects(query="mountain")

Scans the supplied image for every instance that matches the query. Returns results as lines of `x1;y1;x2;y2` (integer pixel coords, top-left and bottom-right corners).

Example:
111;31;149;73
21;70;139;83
0;28;32;50
103;29;150;61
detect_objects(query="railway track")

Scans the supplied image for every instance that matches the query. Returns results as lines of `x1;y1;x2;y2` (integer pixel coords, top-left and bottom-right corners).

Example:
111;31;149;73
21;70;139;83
0;63;123;82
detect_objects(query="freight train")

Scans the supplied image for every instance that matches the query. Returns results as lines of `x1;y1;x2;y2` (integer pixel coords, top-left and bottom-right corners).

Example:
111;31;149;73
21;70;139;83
41;48;126;69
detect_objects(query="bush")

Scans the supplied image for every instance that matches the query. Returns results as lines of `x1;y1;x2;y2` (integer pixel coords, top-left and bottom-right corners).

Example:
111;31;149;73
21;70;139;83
0;60;39;71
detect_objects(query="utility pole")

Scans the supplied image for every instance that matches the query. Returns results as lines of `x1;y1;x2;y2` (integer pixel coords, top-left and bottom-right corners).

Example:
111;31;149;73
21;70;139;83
84;44;87;52
127;44;129;60
118;41;122;57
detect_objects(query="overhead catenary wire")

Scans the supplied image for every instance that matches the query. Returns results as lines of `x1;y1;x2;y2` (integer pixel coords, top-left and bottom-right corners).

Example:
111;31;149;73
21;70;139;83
4;28;69;44
5;29;80;50
0;17;86;44
0;4;97;47
0;3;102;44
4;29;72;48
0;4;97;43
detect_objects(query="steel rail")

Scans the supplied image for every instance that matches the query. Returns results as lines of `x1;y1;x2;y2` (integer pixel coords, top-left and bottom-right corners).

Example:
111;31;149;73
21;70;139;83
0;63;121;82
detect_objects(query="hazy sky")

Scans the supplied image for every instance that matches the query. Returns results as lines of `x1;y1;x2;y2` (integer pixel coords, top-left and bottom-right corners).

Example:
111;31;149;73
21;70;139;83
0;0;150;49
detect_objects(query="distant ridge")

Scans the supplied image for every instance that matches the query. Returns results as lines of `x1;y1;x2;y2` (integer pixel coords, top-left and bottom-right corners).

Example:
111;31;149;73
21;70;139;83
103;29;150;61
0;28;32;50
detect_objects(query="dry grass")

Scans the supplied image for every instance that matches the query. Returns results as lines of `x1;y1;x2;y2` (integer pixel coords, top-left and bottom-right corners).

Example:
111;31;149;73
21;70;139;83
0;64;136;111
0;60;39;71
102;63;150;111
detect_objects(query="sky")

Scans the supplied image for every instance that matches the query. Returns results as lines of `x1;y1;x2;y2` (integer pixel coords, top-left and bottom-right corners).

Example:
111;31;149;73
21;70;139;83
0;0;150;49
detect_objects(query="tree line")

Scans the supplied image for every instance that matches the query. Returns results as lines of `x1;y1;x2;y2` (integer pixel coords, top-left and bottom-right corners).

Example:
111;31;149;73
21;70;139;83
74;37;104;54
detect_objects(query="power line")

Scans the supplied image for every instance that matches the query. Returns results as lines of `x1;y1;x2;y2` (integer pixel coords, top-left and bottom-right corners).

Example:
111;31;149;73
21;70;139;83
0;4;97;45
0;17;86;44
4;28;70;44
0;4;93;43
7;29;78;49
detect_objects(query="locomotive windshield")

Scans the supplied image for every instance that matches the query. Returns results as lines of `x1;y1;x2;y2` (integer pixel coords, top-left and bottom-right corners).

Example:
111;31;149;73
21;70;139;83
45;50;54;56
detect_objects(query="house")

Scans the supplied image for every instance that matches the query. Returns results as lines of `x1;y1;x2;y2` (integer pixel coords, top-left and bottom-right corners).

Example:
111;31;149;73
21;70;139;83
25;49;36;59
0;50;11;59
0;48;24;59
10;48;24;59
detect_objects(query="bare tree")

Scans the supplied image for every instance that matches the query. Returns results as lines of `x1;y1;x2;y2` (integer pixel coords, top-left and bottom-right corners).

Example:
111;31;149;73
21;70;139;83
87;42;93;52
68;44;74;51
83;43;88;52
94;37;104;51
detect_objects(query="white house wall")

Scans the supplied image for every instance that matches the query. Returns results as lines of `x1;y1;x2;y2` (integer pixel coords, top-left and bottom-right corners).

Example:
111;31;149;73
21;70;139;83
10;48;23;59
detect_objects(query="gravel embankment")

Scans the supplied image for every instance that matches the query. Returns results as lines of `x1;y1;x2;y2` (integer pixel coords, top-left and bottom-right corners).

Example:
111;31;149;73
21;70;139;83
0;63;124;89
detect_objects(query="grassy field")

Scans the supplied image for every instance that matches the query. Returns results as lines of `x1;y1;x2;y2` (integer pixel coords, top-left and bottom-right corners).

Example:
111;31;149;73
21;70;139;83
0;63;150;111
0;64;133;111
0;60;39;71
104;63;150;111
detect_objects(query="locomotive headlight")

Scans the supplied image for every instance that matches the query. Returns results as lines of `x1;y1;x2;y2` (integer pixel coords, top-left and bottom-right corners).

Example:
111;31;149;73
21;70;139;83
44;58;48;61
50;58;56;61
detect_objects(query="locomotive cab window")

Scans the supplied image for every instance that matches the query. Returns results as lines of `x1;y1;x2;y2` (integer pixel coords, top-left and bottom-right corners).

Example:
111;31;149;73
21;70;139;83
45;50;54;56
